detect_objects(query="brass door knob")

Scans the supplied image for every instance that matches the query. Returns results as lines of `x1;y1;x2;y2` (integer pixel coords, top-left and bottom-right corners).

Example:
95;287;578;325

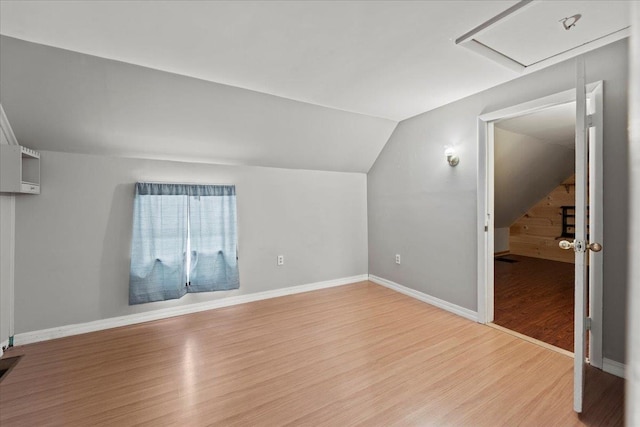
559;240;575;250
588;242;603;252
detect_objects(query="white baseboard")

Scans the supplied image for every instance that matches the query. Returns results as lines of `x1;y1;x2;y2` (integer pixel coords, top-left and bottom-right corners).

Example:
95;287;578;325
14;274;369;346
603;358;626;379
369;275;624;378
0;339;8;358
369;274;478;322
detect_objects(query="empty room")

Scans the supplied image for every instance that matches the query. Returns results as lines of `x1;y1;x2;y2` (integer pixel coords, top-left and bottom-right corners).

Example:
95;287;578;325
1;1;639;426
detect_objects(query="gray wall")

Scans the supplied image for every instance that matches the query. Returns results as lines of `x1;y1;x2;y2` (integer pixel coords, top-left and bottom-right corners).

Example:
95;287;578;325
494;127;575;229
368;39;629;363
14;151;368;333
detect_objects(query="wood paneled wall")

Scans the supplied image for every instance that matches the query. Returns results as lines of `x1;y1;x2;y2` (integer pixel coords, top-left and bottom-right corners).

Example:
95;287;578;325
509;175;575;263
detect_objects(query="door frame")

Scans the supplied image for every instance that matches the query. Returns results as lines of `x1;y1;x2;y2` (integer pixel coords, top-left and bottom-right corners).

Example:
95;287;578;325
476;81;604;368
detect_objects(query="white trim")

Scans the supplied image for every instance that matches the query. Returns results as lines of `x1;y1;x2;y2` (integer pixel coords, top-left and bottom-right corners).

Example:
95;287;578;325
0;194;16;349
486;122;495;323
603;358;626;379
368;275;478;322
0;104;19;146
455;0;533;45
480;86;578;122
476;117;489;324
461;40;525;73
0;102;17;349
523;28;630;75
13;274;368;346
627;5;640;426
8;195;15;339
9;194;16;337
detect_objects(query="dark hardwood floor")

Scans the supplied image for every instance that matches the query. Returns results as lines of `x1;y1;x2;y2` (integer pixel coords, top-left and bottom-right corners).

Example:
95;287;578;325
494;254;575;352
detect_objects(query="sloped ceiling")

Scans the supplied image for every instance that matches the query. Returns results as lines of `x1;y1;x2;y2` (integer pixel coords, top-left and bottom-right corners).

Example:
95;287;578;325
493;104;576;228
0;0;520;121
0;1;629;172
0;36;396;172
494;127;575;229
495;102;575;148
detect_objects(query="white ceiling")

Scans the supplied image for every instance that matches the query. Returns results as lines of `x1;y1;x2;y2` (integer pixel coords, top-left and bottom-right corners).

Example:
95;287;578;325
0;1;629;173
0;0;524;121
495;102;576;148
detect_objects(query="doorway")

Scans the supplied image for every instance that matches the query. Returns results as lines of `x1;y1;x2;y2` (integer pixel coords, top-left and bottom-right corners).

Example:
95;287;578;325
491;102;577;353
476;82;604;369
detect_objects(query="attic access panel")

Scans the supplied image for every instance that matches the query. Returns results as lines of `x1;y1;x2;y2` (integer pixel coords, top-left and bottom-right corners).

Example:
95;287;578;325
456;0;631;73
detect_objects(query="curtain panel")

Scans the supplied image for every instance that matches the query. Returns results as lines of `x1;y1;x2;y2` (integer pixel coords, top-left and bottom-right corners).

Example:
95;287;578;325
129;182;239;304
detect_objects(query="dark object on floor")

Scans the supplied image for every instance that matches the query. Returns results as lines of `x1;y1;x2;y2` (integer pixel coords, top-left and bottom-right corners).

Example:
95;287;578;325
495;257;518;263
0;355;22;383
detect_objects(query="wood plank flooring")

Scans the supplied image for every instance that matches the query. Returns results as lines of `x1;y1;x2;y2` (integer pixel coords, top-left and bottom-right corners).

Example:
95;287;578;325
0;281;623;426
494;255;575;352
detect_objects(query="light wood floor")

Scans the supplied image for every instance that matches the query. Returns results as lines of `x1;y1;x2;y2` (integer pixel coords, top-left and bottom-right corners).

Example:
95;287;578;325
494;255;574;351
0;281;623;426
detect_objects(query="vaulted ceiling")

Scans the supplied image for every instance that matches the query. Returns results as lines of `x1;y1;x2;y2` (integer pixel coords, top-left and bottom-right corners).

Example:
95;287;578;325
0;1;631;172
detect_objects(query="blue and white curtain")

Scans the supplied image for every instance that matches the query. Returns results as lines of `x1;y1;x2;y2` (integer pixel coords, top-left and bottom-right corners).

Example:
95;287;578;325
129;183;239;305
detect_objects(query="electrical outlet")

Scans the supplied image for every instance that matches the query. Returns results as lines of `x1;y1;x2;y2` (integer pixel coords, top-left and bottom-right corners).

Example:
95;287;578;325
395;254;401;264
277;255;284;266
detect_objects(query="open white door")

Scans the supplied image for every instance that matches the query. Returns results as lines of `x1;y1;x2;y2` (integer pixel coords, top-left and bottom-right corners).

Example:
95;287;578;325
477;69;605;415
558;57;604;413
573;55;589;414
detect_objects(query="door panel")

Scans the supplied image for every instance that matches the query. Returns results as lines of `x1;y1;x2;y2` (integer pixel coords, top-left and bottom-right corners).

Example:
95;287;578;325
480;72;604;415
559;72;604;414
573;56;588;413
587;84;604;370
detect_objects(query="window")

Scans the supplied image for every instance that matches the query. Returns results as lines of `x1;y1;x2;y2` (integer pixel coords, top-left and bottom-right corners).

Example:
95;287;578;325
129;182;239;304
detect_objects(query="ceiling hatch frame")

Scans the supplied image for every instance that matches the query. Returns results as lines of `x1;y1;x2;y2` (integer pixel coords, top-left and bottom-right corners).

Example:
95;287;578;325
455;0;631;74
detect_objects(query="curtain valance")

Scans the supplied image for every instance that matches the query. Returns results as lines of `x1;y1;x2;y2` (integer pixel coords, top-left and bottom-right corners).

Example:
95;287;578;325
135;182;236;197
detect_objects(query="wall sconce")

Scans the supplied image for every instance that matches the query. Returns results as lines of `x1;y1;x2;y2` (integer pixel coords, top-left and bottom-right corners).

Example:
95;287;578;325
445;147;459;167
